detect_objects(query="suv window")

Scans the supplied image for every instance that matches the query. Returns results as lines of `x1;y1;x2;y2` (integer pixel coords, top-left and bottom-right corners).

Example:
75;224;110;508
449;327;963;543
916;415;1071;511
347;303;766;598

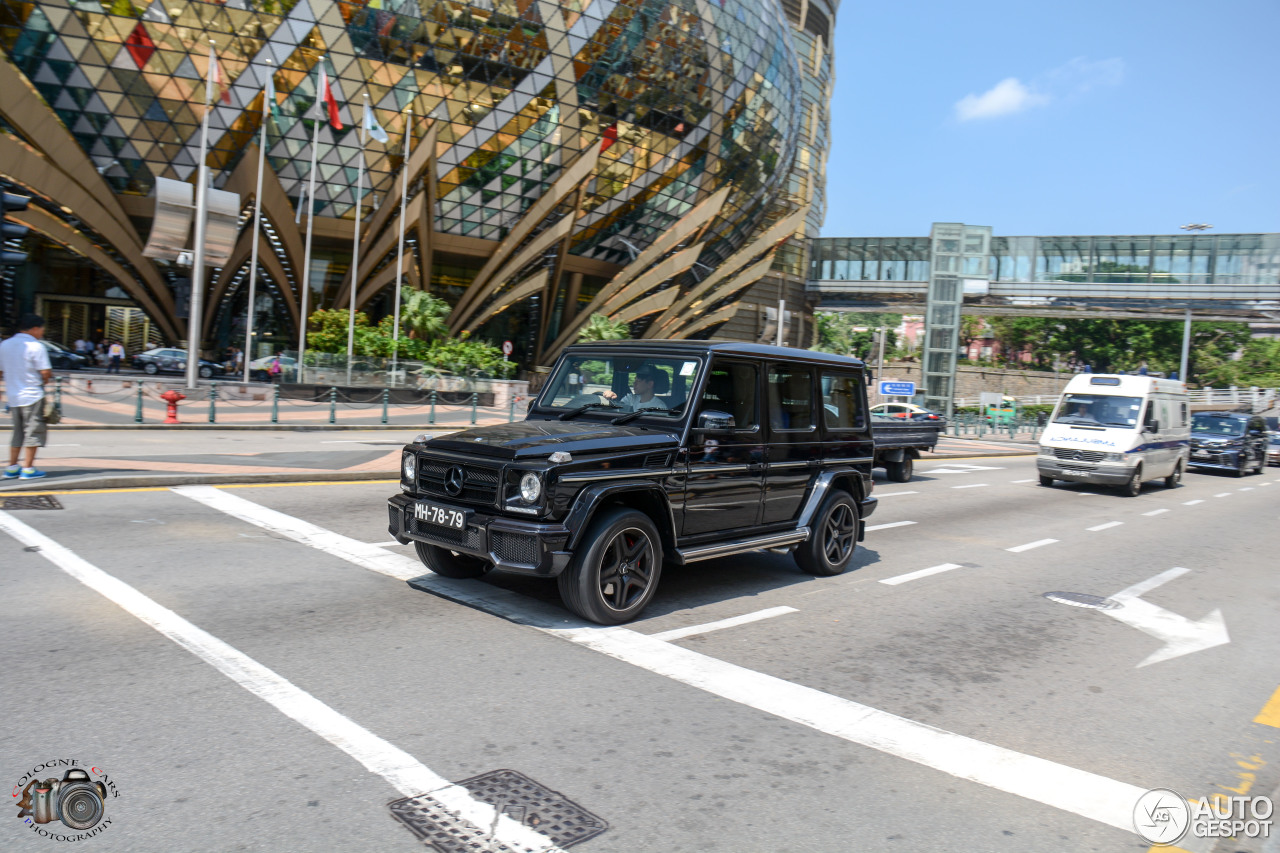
699;361;759;429
768;365;814;431
821;372;864;430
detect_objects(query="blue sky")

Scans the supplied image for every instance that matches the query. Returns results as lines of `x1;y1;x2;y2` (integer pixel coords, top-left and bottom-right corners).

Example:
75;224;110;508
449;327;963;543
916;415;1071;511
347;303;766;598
820;0;1280;238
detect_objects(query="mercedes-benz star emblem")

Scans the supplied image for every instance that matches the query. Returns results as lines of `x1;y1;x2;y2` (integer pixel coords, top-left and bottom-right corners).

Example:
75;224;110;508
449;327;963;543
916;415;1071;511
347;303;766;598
444;465;466;496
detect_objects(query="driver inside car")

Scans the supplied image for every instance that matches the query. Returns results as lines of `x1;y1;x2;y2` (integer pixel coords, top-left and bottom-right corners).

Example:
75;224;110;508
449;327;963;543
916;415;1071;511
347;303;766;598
601;366;669;412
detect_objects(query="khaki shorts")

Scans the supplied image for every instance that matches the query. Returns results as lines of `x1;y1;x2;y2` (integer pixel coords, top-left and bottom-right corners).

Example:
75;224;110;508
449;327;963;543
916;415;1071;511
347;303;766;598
9;401;47;448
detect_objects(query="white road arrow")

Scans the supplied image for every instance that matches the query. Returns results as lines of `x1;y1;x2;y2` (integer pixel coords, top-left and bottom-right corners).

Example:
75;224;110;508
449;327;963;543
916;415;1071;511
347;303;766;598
1104;567;1229;667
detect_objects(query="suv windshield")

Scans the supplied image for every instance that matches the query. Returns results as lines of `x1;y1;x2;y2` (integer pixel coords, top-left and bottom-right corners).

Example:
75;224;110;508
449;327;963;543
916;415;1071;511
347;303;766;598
1192;415;1244;436
1052;394;1143;428
537;354;702;419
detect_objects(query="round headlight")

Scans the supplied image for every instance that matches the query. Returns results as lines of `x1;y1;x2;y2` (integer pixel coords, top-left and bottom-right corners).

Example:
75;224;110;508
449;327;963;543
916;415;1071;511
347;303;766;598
402;452;416;481
520;472;542;503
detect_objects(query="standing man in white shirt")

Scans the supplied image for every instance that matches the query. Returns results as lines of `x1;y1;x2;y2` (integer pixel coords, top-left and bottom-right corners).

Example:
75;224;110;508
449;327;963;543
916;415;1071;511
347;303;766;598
1;313;53;480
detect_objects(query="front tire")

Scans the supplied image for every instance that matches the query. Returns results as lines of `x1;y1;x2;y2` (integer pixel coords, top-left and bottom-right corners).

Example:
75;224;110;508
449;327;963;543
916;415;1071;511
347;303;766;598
1164;460;1183;488
198;365;213;379
143;362;158;375
413;540;488;578
795;489;859;576
886;456;914;482
1038;475;1055;487
1234;457;1248;478
558;508;662;624
1122;467;1143;497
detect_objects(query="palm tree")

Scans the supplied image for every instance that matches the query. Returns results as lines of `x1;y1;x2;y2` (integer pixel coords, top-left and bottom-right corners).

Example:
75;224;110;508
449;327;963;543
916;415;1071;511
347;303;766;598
400;290;450;340
577;313;630;342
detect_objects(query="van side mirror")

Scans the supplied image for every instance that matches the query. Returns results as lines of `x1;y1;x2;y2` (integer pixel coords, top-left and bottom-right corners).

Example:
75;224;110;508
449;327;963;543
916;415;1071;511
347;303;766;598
1146;420;1160;433
697;410;735;433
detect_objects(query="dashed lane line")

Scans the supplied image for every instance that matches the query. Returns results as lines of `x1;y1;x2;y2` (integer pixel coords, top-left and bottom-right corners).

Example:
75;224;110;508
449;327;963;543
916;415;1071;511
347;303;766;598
1238;487;1255;491
648;607;798;642
865;520;917;532
1215;492;1232;498
1142;509;1170;517
0;508;565;853
171;485;1152;838
1007;538;1059;553
1087;522;1123;532
1183;500;1205;506
879;563;963;586
875;490;918;497
1011;479;1036;484
951;483;988;489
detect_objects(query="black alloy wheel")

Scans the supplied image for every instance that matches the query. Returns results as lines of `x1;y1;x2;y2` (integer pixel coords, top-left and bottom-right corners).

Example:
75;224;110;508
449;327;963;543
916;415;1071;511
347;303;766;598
1122;467;1143;497
558;507;662;624
413;540;488;578
198;365;213;379
795;489;859;576
1164;460;1183;489
143;362;159;375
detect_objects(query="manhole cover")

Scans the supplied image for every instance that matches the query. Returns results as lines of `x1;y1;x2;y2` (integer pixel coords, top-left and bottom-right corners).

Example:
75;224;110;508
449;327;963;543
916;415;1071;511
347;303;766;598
1043;591;1121;610
1;494;63;510
389;769;607;852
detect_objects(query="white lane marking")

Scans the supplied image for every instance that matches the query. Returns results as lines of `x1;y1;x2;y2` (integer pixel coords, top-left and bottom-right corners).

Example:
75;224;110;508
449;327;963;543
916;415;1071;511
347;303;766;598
865;520;917;532
178;488;1154;836
368;540;402;548
1214;492;1232;498
879;563;963;586
951;483;987;489
1102;567;1229;668
875;490;918;497
1087;521;1123;532
0;509;563;853
47;443;82;447
1183;500;1204;506
1238;487;1255;491
649;607;798;642
1007;538;1058;553
1011;478;1036;483
1259;482;1272;487
922;465;1006;474
1141;509;1170;517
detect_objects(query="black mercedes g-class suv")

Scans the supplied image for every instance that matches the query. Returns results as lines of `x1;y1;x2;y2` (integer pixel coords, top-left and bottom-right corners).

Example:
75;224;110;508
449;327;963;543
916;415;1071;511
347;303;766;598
388;341;877;624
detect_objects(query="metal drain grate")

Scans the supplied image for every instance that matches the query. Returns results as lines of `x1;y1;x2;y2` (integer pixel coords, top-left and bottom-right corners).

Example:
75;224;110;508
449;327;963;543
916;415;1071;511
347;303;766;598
1043;591;1121;610
1;494;64;510
389;769;608;852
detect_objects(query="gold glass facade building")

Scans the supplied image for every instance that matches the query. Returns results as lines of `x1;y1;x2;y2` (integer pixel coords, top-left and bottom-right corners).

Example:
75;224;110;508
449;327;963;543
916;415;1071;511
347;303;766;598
0;0;814;365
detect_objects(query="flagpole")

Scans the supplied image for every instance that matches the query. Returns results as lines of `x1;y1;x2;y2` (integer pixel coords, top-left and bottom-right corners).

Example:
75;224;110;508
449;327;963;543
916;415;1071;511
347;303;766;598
347;94;369;387
298;62;325;383
391;106;412;386
186;39;217;390
244;59;272;384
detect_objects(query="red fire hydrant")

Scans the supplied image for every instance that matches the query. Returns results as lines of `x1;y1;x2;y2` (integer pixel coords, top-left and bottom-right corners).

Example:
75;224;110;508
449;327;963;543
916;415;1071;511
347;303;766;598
159;389;186;424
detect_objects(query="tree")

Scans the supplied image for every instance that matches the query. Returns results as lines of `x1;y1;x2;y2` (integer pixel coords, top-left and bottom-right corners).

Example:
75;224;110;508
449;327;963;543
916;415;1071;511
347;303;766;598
814;311;898;360
400;290;450;340
577;313;630;342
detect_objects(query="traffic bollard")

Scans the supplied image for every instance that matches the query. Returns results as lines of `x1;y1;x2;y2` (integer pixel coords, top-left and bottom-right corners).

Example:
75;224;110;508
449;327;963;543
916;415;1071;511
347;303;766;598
381;388;389;425
271;383;279;424
508;395;517;422
329;387;337;425
429;390;437;425
208;382;218;423
135;382;144;423
471;391;478;425
54;376;63;417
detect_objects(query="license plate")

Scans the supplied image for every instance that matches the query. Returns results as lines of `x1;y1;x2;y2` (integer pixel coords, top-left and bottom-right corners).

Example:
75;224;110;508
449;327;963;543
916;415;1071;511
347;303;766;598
413;500;468;530
1057;470;1089;477
1192;451;1208;458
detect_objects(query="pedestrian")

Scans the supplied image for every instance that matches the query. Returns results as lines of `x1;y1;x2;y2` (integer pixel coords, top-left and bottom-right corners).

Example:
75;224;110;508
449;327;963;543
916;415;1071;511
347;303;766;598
268;353;282;383
107;340;124;374
1138;360;1149;376
233;347;243;375
1;313;53;480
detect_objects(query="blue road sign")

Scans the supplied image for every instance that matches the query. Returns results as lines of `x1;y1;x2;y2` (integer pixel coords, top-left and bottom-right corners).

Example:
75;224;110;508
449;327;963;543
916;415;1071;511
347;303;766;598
879;381;916;397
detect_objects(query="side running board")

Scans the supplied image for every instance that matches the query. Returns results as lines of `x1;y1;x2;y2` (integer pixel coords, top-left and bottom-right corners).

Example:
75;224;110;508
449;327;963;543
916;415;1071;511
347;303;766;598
676;528;810;564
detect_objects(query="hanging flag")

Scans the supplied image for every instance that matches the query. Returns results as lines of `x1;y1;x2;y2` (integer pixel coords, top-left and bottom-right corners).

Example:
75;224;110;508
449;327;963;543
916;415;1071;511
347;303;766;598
209;48;232;105
316;64;343;129
600;122;618;152
363;105;389;143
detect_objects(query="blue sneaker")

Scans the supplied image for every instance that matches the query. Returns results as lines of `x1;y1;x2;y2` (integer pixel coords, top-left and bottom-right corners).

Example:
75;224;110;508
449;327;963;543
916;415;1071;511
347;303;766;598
18;468;47;480
2;465;19;479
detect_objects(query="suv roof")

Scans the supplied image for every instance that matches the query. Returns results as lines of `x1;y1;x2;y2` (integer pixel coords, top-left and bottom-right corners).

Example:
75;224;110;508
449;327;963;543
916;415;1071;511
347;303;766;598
565;340;866;368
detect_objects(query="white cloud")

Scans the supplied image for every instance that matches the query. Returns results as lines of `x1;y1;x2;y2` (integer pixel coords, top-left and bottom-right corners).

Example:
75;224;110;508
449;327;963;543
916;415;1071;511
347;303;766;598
954;58;1124;122
954;78;1049;121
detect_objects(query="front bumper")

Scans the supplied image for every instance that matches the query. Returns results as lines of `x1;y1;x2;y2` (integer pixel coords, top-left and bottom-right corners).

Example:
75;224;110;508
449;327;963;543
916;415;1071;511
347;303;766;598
387;493;573;576
1036;459;1134;485
1187;448;1243;471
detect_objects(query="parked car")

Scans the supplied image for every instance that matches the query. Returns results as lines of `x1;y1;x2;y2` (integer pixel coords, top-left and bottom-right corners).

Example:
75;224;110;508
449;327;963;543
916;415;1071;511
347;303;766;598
869;402;943;421
389;341;878;625
132;347;225;378
1267;432;1280;467
1189;411;1269;477
247;354;296;382
42;340;90;370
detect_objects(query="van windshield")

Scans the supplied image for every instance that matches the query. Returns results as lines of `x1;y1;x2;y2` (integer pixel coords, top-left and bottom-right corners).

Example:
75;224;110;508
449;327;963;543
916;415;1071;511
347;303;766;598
1052;393;1143;428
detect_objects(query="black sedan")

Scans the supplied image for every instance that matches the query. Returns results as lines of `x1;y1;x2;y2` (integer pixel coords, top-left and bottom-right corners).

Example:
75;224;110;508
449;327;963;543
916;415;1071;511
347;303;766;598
42;340;90;370
132;347;225;379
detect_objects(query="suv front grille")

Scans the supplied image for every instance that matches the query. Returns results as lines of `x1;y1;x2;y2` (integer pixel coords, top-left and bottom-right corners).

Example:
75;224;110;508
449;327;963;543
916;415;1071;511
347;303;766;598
418;458;501;506
1054;448;1105;462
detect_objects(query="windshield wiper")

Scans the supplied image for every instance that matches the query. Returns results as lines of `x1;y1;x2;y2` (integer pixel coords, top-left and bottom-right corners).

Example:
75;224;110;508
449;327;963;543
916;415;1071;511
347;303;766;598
611;401;686;425
558;402;617;421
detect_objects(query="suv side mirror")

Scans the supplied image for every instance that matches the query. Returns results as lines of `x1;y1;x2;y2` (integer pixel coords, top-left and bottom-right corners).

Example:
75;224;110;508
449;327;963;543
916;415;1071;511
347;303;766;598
697;410;735;432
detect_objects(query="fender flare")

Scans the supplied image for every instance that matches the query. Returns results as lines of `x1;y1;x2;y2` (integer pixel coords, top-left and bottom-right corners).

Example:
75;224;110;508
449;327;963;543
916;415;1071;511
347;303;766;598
563;481;677;551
